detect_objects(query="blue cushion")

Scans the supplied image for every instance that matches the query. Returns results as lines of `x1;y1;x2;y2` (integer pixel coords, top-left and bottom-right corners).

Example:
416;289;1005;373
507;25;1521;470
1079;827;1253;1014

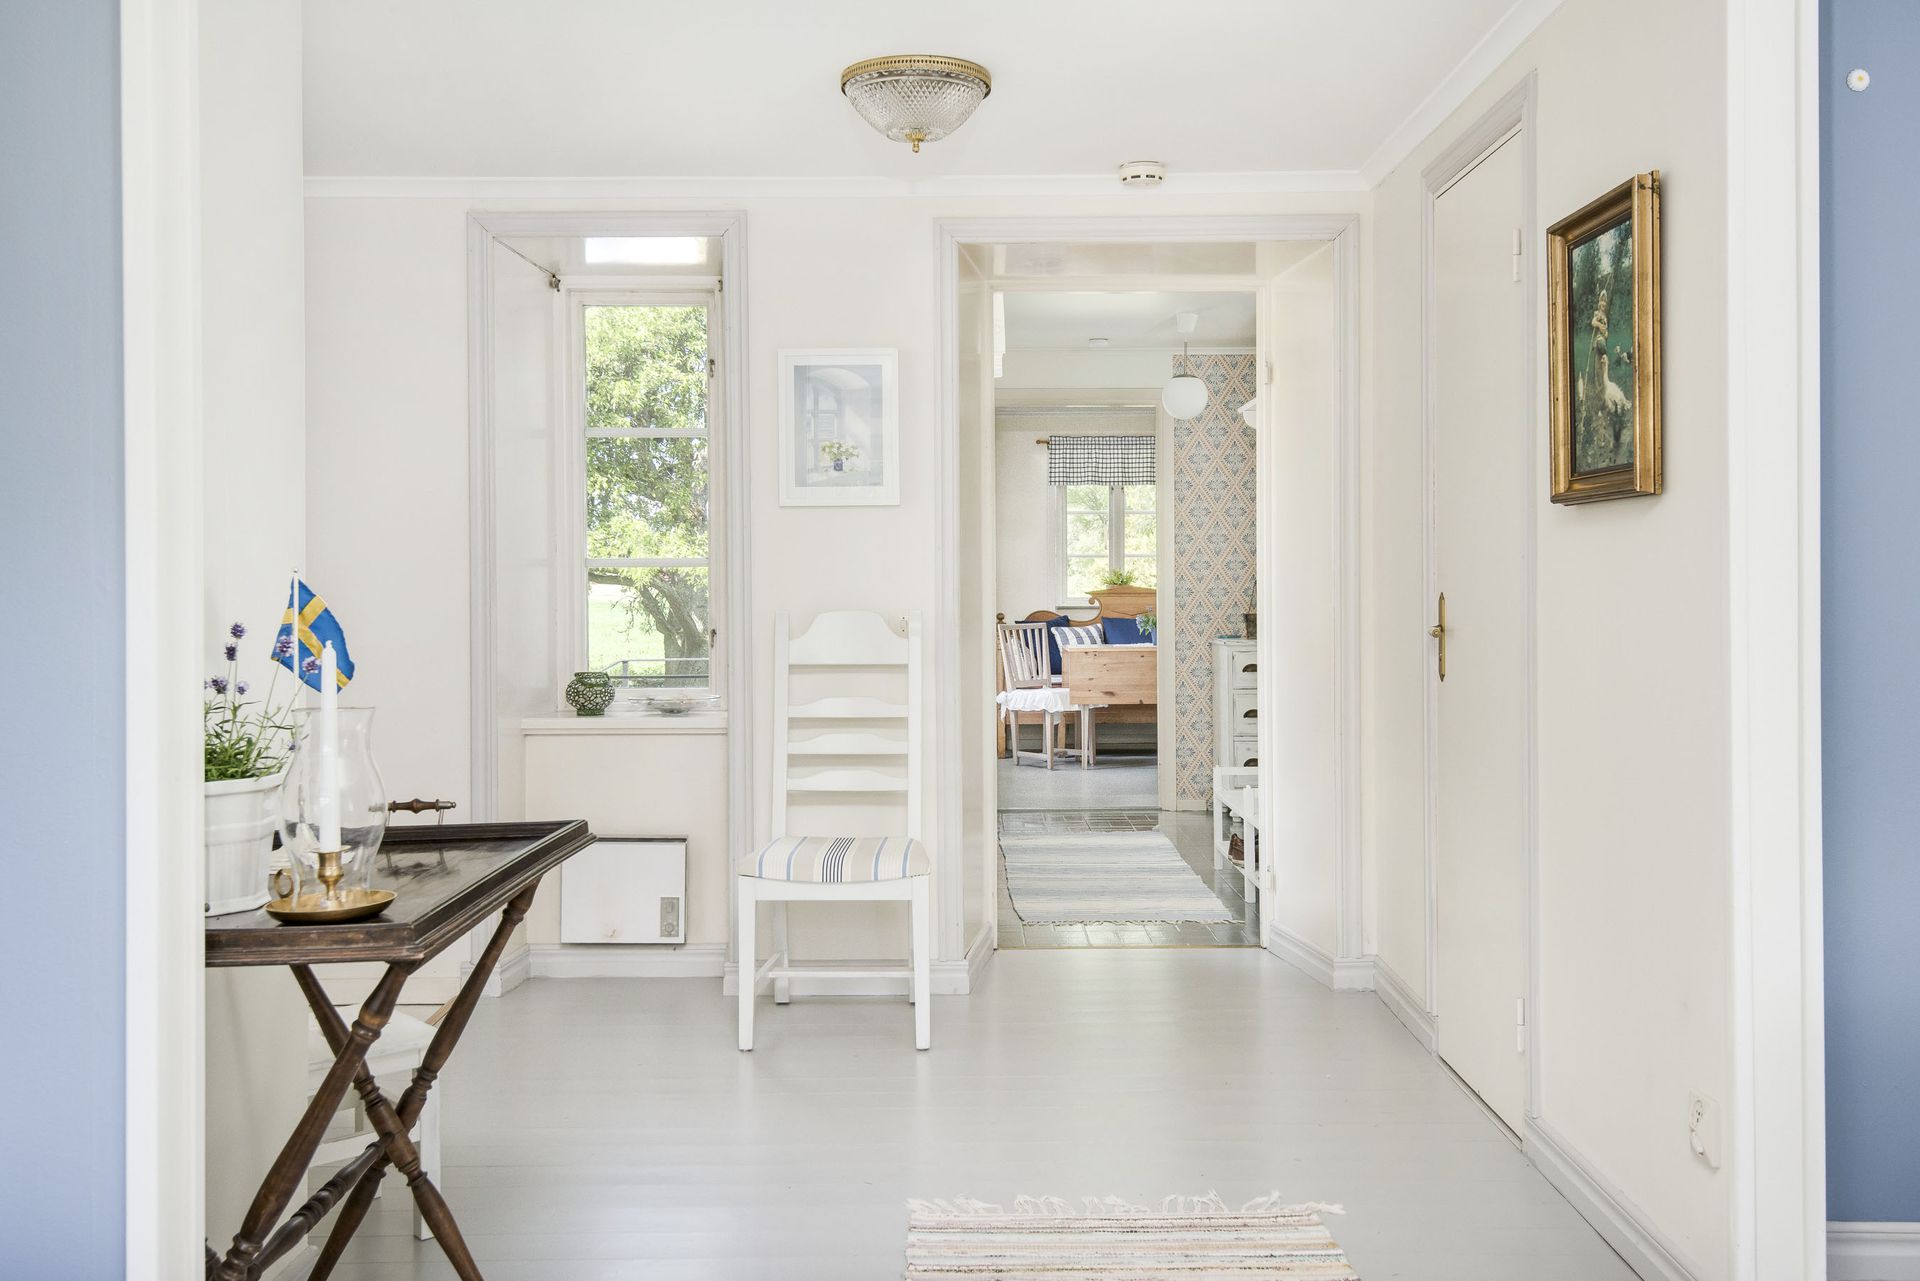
1104;615;1155;645
1045;615;1073;674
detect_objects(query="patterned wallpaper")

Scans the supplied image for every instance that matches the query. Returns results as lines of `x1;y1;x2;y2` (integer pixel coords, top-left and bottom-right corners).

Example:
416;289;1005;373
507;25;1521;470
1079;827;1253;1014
1170;355;1257;806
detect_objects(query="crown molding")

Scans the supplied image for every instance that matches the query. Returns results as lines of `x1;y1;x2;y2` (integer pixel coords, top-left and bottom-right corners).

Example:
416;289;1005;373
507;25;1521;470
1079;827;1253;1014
304;170;1370;200
1358;0;1567;187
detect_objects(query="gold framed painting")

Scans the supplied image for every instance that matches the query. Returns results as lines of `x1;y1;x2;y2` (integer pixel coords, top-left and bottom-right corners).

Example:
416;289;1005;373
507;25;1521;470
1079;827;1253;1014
1547;171;1661;503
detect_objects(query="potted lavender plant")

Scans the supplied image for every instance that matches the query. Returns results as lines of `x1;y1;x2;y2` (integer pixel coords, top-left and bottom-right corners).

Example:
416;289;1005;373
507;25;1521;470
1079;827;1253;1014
204;623;296;914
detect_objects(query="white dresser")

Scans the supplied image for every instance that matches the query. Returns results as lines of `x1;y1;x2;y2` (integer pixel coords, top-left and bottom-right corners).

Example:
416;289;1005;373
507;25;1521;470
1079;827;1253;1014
1211;638;1259;770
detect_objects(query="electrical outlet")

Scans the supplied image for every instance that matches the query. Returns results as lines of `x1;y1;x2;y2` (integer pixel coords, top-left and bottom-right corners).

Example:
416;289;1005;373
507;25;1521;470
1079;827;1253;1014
659;896;682;940
1688;1091;1721;1168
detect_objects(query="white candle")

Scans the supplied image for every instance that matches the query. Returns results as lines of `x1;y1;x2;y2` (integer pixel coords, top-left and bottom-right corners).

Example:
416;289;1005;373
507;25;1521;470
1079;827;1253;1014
317;641;341;852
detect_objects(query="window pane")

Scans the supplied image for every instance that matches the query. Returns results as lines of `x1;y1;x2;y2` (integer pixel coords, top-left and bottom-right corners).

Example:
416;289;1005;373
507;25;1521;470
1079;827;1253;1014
585;436;709;559
1123;483;1156;515
586;567;710;690
1064;483;1109;513
1066;512;1107;557
1123;509;1156;557
1123;556;1159;589
1066;558;1106;600
584;304;708;434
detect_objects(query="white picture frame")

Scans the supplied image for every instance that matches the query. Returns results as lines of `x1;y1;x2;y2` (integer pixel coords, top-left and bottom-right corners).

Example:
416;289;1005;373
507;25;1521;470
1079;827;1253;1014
777;348;899;506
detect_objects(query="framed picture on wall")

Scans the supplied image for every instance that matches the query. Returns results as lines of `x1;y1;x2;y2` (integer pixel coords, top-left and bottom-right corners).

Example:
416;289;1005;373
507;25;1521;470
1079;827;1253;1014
777;349;899;506
1547;170;1662;503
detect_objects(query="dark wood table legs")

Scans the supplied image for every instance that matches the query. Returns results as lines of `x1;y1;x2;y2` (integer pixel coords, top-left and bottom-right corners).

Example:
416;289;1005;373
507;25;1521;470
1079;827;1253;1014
206;881;540;1281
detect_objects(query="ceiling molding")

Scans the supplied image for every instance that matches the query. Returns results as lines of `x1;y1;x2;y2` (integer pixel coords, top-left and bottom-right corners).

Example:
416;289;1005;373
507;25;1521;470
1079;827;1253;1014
304;170;1369;200
1357;0;1567;187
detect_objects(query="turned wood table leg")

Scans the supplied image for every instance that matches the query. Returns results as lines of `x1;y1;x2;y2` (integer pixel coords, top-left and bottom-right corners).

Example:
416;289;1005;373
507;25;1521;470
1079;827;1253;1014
211;964;409;1281
302;879;543;1281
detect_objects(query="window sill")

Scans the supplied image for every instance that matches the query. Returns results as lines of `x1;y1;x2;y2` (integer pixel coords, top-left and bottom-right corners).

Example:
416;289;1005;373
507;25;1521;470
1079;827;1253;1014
521;708;728;736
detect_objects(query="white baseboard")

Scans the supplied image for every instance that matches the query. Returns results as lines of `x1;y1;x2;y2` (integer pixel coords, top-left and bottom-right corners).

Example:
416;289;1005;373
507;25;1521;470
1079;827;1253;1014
1265;926;1374;992
1830;1222;1920;1281
1523;1116;1699;1281
1370;956;1435;1052
473;941;531;997
963;922;995;990
530;942;726;980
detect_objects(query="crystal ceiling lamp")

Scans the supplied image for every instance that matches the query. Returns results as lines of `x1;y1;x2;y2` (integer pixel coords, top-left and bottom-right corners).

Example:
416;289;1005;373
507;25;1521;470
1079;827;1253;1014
1162;313;1209;421
841;55;992;153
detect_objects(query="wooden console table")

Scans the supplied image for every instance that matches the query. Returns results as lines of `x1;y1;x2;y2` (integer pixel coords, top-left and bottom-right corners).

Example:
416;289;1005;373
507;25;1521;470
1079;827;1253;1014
204;820;595;1281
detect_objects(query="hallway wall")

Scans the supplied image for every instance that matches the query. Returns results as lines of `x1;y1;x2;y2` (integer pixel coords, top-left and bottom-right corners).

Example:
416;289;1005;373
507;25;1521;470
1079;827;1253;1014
1366;0;1734;1274
1168;354;1257;806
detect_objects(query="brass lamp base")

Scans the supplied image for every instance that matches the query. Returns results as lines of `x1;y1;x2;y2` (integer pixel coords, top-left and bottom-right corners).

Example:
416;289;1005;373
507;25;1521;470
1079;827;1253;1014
265;887;395;924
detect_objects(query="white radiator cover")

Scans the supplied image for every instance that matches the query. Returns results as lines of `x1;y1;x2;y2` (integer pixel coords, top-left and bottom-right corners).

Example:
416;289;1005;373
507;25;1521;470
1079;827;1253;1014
559;838;689;945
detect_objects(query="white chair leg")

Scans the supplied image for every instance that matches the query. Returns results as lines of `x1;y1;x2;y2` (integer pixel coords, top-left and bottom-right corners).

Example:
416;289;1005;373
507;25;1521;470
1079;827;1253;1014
1080;707;1094;769
412;1087;441;1241
737;877;757;1051
772;902;791;1005
1043;710;1056;770
910;878;932;1050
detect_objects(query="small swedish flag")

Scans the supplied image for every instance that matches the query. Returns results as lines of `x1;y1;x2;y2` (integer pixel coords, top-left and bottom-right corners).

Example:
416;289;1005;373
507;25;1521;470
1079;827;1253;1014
274;578;355;692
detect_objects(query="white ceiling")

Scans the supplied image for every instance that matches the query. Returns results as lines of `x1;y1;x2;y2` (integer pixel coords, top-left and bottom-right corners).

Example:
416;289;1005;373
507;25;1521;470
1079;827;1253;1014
302;0;1526;180
1002;291;1256;351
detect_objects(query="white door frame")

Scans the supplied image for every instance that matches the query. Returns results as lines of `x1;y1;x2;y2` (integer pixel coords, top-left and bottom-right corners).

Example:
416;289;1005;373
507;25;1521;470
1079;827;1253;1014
935;214;1365;973
1419;74;1540;1112
121;0;207;1272
1726;0;1826;1274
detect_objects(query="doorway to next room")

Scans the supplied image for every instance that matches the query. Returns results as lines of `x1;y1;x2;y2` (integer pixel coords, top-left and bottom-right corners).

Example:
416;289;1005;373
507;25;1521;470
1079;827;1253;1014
975;251;1271;948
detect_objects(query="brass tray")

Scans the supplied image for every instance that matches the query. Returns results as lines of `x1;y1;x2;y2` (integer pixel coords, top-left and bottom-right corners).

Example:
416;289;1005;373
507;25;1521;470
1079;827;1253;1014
265;888;396;924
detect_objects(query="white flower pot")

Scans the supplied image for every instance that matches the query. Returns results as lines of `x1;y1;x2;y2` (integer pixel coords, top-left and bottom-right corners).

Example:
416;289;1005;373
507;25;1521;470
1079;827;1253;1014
205;772;284;916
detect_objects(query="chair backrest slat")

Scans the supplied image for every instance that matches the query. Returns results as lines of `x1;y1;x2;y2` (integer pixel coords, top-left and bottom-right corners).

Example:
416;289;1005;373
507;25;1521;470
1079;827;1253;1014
998;621;1051;690
772;610;922;842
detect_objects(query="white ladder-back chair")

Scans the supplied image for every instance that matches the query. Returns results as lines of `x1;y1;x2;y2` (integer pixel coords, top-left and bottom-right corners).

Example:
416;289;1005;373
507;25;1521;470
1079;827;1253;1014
996;621;1096;769
738;609;932;1050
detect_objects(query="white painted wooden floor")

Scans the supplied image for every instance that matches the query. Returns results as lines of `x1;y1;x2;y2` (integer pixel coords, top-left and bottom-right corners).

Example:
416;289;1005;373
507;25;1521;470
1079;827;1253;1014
324;951;1635;1280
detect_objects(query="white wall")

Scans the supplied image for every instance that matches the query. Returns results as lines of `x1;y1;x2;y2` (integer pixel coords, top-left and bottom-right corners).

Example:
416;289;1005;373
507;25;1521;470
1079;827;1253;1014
1260;247;1340;956
198;0;310;1260
1365;0;1733;1273
303;190;1363;970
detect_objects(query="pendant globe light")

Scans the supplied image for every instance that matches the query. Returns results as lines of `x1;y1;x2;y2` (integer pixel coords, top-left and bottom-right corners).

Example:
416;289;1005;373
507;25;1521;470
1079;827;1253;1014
841;56;992;153
1162;313;1208;421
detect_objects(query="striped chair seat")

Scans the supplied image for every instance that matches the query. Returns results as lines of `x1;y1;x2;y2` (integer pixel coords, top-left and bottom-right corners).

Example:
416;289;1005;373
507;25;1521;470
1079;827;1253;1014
741;835;930;883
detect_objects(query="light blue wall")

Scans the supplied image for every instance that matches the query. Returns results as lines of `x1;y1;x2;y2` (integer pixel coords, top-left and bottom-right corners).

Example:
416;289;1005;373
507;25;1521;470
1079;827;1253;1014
1822;0;1920;1227
0;0;128;1268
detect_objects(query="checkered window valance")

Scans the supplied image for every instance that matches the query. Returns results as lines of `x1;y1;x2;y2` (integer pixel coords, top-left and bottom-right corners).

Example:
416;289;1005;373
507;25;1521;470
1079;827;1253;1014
1046;434;1156;486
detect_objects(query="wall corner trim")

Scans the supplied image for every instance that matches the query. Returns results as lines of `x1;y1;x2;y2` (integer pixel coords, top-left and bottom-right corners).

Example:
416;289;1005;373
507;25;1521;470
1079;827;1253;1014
1370;957;1437;1052
1828;1223;1920;1281
1523;1117;1702;1281
1266;928;1375;992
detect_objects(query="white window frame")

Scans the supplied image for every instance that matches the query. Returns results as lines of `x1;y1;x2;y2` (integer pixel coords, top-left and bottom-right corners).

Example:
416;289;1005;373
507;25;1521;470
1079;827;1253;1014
1055;480;1156;605
558;284;724;706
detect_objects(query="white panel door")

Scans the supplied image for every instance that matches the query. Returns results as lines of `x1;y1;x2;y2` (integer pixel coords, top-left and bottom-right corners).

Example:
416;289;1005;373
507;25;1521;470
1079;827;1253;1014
1431;132;1531;1132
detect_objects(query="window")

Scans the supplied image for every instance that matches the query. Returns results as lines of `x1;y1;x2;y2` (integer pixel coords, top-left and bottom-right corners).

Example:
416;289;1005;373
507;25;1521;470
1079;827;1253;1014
1061;482;1157;601
576;296;718;696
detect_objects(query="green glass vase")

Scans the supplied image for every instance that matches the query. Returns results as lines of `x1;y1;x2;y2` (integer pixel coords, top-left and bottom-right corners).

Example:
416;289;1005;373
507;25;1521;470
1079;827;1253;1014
565;670;615;717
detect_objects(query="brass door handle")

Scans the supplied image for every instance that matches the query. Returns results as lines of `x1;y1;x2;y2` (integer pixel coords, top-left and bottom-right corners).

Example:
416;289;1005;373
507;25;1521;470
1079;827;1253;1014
1429;592;1447;682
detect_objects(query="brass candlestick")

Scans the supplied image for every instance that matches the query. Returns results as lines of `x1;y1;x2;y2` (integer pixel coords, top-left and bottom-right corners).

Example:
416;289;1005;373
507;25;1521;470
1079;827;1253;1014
315;847;346;907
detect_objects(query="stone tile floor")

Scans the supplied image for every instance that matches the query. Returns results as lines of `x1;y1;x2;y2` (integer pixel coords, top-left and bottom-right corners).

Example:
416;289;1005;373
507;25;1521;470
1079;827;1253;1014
996;808;1261;948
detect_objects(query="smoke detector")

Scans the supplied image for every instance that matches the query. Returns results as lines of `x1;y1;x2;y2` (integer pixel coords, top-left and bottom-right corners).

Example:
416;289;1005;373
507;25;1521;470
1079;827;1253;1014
1118;160;1167;189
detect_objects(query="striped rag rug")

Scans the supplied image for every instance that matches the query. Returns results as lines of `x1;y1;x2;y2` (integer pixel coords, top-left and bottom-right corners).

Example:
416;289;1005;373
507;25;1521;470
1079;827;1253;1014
905;1195;1358;1279
999;831;1238;924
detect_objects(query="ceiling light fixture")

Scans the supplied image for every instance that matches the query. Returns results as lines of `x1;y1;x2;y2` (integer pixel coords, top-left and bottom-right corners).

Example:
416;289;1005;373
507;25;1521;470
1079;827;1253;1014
841;55;991;153
1162;313;1208;420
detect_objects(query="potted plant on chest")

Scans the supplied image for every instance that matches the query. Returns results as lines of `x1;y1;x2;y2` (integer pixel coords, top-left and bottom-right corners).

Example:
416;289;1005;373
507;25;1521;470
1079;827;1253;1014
204;622;295;914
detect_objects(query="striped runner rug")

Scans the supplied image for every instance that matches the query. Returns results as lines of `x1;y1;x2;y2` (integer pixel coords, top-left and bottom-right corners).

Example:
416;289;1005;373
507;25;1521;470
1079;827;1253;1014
905;1195;1358;1278
999;831;1238;924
